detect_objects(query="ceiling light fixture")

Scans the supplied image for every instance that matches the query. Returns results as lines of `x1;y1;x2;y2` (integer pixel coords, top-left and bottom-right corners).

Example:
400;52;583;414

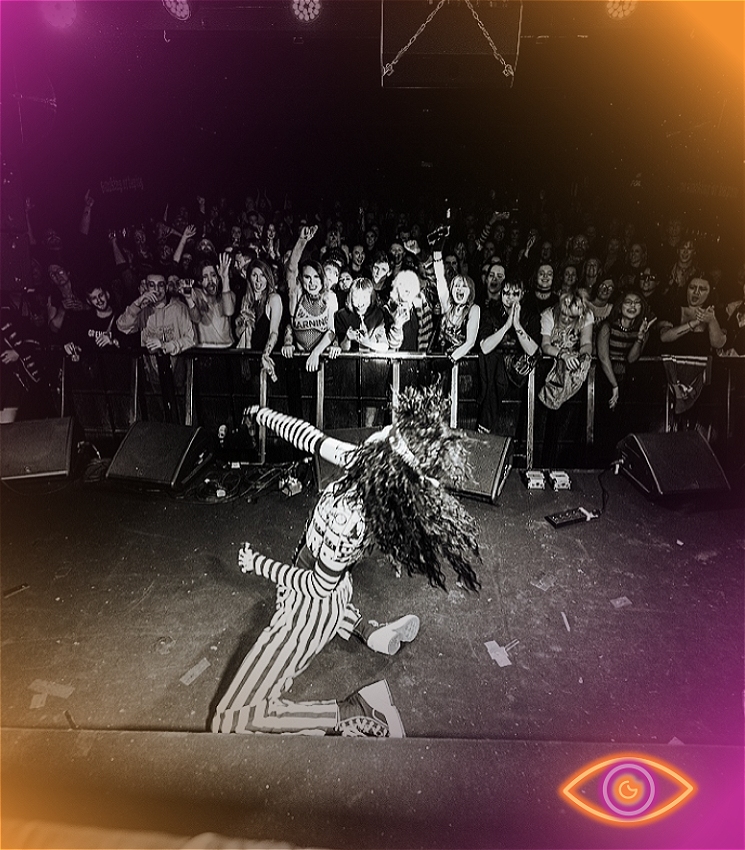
292;0;321;24
606;1;637;21
39;1;78;30
162;0;192;22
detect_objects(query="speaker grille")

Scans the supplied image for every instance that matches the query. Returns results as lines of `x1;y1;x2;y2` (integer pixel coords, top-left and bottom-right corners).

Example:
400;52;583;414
618;432;729;497
107;422;214;490
0;418;77;480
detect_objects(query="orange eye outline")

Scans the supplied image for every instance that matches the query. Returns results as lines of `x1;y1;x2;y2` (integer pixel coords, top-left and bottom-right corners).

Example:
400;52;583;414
560;754;696;826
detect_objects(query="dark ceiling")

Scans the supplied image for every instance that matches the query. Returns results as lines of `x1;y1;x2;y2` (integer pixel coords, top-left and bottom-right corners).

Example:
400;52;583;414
1;1;742;220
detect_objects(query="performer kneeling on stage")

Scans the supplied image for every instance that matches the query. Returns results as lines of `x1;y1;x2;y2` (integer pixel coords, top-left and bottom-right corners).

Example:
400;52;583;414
210;385;482;738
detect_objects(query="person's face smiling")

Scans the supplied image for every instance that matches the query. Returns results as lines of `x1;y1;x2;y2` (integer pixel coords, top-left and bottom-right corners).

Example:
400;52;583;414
621;294;642;321
536;265;553;295
450;276;470;306
302;265;323;297
678;241;695;265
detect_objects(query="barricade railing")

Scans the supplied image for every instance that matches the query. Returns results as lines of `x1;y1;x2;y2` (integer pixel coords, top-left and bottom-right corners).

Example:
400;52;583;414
58;347;744;470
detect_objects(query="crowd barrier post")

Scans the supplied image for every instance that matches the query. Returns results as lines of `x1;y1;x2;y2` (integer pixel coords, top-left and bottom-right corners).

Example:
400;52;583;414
449;362;459;429
316;362;325;431
60;356;68;419
185;357;195;426
258;357;269;465
526;367;536;469
391;359;401;425
56;345;743;472
586;361;597;448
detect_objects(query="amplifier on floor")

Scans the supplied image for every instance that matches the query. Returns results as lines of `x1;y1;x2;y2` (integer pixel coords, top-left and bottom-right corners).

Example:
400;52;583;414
445;431;513;504
616;431;729;498
106;421;215;491
0;417;81;481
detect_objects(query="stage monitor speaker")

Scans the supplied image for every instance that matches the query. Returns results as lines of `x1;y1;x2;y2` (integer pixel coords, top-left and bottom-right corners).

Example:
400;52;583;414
314;428;377;492
617;431;730;498
0;418;80;481
446;431;513;504
106;421;215;491
315;428;513;504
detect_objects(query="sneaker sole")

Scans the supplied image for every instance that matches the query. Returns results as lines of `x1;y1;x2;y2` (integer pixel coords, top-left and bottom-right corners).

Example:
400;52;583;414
387;614;420;654
357;680;406;738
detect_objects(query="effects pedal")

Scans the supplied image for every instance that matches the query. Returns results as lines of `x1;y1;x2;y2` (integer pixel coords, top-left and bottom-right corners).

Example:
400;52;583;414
523;470;546;490
545;507;599;528
548;470;572;490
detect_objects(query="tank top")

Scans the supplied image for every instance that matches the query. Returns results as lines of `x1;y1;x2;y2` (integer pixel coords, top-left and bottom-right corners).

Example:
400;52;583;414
292;292;330;352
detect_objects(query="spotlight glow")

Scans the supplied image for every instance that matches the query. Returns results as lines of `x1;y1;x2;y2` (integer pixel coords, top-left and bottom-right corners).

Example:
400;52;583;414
292;0;321;23
40;1;77;30
606;1;637;20
162;0;192;22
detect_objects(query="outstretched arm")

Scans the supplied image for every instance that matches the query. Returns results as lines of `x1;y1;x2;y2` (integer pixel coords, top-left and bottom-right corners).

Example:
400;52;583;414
246;405;356;466
286;225;318;299
432;251;450;314
239;544;336;598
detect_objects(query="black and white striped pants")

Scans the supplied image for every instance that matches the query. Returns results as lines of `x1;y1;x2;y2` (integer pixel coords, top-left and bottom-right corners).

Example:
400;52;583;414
211;574;361;734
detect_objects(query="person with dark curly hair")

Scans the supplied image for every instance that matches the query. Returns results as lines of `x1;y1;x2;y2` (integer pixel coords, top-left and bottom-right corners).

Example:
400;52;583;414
211;385;481;737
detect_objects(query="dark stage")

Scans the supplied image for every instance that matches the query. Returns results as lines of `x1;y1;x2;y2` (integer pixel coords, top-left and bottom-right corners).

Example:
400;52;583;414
1;461;743;848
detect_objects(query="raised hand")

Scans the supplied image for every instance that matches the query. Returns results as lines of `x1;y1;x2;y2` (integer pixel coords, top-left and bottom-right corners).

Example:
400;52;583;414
138;291;159;307
83;189;94;210
427;225;450;245
218;251;231;280
300;224;318;242
183;224;197;241
393;303;411;328
638;316;656;337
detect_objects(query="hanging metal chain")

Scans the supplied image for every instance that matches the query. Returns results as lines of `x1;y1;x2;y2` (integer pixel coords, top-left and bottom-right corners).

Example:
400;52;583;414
464;0;515;77
383;0;515;80
382;0;448;78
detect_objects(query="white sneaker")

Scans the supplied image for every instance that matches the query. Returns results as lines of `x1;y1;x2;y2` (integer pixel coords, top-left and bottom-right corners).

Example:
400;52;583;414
337;680;405;738
366;614;420;655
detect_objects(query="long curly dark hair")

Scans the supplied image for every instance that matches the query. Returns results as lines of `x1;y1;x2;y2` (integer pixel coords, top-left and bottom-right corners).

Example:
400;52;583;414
336;385;482;592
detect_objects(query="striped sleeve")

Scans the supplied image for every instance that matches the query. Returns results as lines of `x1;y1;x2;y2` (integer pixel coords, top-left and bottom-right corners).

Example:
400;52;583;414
248;551;334;599
252;407;326;455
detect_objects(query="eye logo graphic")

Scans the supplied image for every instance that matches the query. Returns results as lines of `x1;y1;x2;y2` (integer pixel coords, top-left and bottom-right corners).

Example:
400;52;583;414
561;755;696;825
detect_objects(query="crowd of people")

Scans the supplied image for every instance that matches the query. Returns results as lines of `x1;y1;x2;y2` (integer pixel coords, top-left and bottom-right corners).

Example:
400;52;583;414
2;185;743;465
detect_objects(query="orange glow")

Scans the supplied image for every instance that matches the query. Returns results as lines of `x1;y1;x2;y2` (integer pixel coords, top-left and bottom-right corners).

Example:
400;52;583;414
560;754;696;826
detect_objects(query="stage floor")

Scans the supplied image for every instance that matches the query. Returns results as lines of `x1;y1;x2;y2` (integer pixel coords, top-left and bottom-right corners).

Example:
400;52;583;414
1;464;743;848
